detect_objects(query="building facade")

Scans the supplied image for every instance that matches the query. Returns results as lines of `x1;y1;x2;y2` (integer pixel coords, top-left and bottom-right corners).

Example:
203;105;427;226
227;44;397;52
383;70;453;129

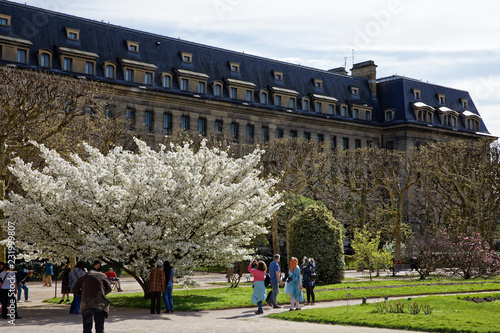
0;1;494;151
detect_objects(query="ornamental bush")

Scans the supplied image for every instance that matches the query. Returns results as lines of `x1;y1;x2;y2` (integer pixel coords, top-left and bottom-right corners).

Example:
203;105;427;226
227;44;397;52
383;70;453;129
288;205;345;284
440;226;500;279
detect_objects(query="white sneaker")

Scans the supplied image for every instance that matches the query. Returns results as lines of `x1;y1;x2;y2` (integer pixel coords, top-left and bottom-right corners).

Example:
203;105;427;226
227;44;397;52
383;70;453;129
25;299;32;302
18;300;23;303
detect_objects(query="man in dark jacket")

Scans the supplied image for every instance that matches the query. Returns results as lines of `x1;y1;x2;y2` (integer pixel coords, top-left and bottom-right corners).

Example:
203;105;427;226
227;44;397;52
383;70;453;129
15;268;33;302
72;268;112;333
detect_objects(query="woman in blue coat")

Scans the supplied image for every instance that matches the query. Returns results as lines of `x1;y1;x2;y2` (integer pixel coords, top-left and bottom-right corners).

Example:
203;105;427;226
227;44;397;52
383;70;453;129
284;257;303;310
43;261;54;287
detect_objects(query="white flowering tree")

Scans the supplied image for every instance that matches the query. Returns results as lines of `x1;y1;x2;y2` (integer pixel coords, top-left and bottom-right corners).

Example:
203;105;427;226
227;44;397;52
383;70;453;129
0;138;282;296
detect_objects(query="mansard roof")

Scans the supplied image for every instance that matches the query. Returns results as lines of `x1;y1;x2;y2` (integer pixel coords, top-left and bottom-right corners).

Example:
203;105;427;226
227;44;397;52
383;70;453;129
0;0;491;135
377;75;489;133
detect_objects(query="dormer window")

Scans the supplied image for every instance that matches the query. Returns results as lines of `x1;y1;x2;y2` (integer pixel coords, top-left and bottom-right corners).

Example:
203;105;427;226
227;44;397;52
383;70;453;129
259;90;268;104
120;58;158;84
126;40;139;53
229;61;240;73
385;110;394;122
224;78;255;101
340;105;348;117
461;98;468;108
351;87;359;96
438;94;445;105
162;73;172;88
313;79;323;89
352;108;359;119
301;97;310;111
0;14;11;26
65;27;80;41
412;88;421;99
104;61;116;79
175;68;209;93
38;50;52;68
212;81;223;97
315;102;322;113
273;70;283;81
181;52;192;63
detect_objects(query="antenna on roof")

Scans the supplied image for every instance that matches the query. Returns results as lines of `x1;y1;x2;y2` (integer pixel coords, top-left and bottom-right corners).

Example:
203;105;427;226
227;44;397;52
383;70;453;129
344;49;355;70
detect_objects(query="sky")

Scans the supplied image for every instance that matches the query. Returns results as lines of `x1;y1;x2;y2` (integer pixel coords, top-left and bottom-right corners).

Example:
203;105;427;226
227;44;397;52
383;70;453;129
8;0;500;137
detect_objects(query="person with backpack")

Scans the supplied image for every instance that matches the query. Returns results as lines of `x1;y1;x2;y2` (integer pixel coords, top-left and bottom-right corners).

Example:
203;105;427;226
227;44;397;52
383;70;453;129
248;259;267;315
69;261;86;315
301;257;317;305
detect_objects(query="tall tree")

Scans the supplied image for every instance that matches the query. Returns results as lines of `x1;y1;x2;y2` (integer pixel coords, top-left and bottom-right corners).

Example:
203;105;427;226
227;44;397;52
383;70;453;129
367;148;424;261
0;65;111;261
261;138;323;261
0;138;283;296
423;140;500;245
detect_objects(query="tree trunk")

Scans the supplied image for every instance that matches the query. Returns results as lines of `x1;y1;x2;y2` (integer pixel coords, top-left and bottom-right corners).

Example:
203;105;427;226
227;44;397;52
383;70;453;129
107;260;149;298
271;213;279;255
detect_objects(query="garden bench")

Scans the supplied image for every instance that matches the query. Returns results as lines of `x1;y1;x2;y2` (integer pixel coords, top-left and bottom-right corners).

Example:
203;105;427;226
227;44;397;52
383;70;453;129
387;264;414;276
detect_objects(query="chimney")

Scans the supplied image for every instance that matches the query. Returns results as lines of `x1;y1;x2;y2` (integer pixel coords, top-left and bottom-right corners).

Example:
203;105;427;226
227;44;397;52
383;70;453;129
328;67;348;75
351;60;377;96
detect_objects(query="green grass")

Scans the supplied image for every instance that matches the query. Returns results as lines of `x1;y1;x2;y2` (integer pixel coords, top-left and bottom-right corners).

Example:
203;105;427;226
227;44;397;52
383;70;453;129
269;293;500;333
44;277;500;312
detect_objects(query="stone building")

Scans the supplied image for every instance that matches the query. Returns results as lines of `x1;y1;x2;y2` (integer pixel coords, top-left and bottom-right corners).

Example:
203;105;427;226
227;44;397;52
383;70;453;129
0;1;494;151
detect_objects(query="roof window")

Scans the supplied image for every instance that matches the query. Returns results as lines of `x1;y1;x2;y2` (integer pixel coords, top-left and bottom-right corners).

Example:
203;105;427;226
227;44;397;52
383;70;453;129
65;27;80;41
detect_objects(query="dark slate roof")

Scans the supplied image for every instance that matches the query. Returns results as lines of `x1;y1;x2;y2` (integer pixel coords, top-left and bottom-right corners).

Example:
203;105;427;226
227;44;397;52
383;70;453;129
0;1;377;119
377;76;489;133
0;0;490;134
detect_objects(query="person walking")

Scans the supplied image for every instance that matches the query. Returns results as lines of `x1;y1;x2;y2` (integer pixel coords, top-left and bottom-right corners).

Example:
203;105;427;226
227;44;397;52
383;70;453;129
71;266;112;333
162;261;174;313
15;268;33;303
248;259;267;315
149;260;165;314
301;258;316;305
69;261;87;315
59;261;72;303
284;257;303;311
266;254;283;308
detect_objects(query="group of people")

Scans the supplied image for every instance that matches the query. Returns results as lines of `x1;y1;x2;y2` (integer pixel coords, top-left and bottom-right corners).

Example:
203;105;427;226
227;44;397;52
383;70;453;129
149;260;175;314
0;258;122;332
247;254;317;314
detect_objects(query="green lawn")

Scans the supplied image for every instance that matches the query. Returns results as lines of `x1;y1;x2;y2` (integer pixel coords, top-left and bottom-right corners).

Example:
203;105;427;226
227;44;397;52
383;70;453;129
44;277;500;312
269;293;500;333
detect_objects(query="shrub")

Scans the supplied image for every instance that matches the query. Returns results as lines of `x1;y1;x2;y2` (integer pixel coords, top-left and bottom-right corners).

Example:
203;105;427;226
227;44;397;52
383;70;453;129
440;226;500;279
288;205;345;284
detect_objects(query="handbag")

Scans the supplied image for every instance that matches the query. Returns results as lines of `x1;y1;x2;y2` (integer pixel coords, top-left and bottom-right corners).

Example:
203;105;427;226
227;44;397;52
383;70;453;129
286;276;293;283
310;267;318;281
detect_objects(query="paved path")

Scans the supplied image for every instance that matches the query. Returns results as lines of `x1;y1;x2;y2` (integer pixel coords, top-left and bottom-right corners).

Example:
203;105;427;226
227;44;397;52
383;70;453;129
8;271;423;333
